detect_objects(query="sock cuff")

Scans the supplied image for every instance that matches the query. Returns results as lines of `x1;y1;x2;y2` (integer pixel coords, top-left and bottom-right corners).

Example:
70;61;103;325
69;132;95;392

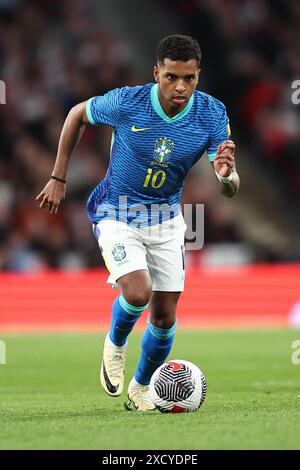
119;295;148;316
147;320;177;340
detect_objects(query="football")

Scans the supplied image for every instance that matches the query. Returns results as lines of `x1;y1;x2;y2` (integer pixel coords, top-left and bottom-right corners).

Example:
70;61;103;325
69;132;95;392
149;359;207;413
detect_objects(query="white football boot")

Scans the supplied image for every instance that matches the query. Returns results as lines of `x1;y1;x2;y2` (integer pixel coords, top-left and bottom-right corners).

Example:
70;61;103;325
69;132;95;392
125;377;156;411
100;333;127;397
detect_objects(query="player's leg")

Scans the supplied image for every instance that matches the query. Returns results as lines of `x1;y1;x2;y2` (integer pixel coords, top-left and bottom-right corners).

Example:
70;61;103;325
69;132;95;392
109;269;152;346
126;291;181;411
101;270;152;397
93;220;151;397
134;291;180;385
126;214;186;411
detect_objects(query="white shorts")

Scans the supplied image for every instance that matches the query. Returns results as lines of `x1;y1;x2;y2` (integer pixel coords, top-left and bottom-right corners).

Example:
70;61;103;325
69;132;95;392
92;214;187;292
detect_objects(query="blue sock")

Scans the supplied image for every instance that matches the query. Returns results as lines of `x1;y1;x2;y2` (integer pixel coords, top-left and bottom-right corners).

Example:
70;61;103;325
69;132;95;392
109;295;148;347
134;320;176;385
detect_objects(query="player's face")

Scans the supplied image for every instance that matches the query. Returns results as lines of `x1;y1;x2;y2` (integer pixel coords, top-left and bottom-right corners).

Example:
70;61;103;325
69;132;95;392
154;58;200;117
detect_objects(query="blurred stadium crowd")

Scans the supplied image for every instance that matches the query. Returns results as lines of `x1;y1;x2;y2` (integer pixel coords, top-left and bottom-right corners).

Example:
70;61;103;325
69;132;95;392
0;0;135;270
0;0;299;271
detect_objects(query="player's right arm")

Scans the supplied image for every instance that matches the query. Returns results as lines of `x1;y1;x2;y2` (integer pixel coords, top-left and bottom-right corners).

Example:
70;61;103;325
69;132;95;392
36;101;89;214
36;87;126;214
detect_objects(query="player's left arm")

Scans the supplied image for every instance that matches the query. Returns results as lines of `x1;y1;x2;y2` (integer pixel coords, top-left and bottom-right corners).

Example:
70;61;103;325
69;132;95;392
211;140;240;198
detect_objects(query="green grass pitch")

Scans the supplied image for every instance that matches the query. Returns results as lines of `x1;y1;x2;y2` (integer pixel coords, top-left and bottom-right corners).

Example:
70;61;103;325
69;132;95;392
1;329;300;449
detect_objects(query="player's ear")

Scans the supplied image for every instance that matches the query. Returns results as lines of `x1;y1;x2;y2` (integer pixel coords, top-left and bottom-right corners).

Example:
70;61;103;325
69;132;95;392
154;65;159;83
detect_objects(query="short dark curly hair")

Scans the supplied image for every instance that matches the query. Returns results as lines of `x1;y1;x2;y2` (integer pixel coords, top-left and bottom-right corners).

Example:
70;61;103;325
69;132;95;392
157;34;201;65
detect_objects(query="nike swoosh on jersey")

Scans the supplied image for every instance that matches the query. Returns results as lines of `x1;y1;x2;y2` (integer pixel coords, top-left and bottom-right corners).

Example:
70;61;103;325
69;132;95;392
102;360;119;394
131;125;151;132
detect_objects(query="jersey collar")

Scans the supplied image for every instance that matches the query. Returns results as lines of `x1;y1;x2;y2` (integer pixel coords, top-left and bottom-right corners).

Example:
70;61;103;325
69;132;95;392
150;83;194;123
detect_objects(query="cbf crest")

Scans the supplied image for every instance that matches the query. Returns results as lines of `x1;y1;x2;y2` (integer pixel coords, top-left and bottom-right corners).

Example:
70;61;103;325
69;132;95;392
153;137;174;163
112;244;126;262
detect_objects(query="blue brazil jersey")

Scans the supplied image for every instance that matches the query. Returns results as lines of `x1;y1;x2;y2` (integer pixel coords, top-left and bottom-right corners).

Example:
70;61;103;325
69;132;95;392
86;83;231;226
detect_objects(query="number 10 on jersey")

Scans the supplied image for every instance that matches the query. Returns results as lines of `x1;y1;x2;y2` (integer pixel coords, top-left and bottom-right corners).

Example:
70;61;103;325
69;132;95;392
143;168;166;189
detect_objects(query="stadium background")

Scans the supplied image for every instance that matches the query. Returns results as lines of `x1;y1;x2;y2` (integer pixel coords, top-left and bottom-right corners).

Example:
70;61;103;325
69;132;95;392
1;0;300;450
0;0;299;330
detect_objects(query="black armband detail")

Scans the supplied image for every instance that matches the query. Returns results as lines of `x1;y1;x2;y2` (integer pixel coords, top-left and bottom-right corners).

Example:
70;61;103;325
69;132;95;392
51;175;66;184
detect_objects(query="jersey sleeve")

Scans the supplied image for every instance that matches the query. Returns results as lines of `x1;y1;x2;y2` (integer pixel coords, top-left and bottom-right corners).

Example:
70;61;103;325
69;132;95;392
207;102;231;162
85;87;127;127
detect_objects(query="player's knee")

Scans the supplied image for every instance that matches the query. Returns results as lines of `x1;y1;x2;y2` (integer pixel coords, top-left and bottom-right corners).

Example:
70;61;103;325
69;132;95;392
150;316;176;330
123;285;152;308
124;291;151;307
120;272;152;307
118;270;152;307
150;299;177;329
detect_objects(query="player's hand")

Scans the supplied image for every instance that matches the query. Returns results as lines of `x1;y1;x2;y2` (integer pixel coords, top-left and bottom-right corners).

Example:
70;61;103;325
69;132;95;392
213;140;236;177
36;179;66;214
